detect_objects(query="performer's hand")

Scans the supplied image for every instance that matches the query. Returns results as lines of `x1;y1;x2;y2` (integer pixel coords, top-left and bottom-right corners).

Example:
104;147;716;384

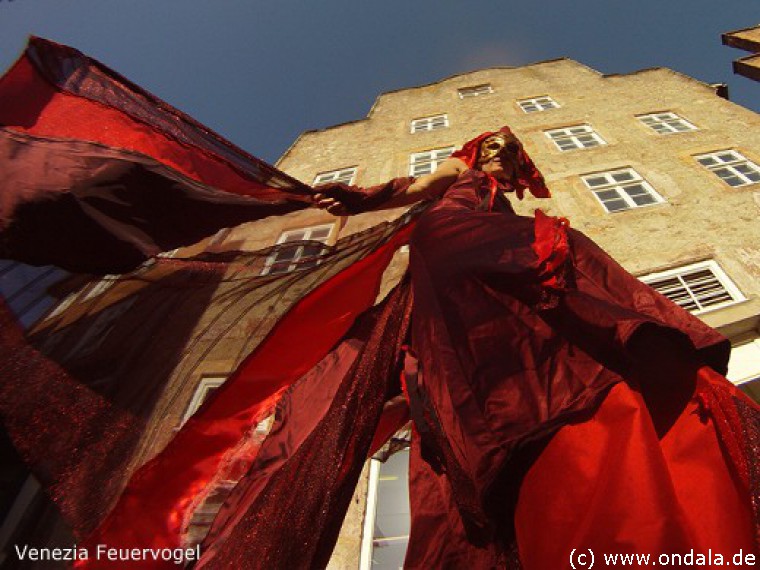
313;193;350;216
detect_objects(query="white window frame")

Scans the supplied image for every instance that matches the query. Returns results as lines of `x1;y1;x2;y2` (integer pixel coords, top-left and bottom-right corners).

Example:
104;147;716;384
83;275;118;301
182;376;227;425
695;150;760;188
409;146;455;177
261;223;335;276
457;84;493;99
313;167;357;186
359;451;411;570
157;248;179;259
410;114;449;134
637;112;697;134
640;260;746;316
46;292;79;319
581;168;665;213
727;339;760;385
518;95;560;113
544;125;606;151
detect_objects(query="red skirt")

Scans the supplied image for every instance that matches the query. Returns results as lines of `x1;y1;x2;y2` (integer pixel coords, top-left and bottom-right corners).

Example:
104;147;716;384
405;367;758;568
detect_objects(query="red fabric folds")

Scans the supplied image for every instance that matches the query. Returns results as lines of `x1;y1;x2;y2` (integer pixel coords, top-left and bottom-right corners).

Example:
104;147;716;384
0;128;310;273
0;37;308;198
515;370;757;570
0;298;143;535
196;275;413;569
0;37;313;273
405;167;733;547
77;220;415;568
404;369;759;569
532;208;570;290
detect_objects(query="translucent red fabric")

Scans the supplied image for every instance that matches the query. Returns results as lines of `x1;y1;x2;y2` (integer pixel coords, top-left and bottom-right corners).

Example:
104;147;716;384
2;37;757;568
0;37;313;273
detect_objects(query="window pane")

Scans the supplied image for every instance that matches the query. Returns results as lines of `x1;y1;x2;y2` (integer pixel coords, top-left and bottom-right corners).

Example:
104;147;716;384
585;176;609;187
735;164;759;176
631;193;656;206
597;189;620;201
612;171;634;182
309;228;331;240
603;199;629;212
624;183;648;196
272;247;298;263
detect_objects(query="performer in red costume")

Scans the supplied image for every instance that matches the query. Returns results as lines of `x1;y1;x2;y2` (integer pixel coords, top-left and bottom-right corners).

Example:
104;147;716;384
313;127;759;568
2;37;758;567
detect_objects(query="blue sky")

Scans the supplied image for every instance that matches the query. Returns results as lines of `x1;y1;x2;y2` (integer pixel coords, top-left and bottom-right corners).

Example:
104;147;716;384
1;0;757;163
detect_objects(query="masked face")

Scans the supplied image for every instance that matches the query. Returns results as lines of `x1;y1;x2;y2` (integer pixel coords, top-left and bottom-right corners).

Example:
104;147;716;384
477;134;521;166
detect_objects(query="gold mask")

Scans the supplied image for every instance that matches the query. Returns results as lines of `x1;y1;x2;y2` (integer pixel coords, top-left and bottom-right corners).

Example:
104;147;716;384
477;134;520;165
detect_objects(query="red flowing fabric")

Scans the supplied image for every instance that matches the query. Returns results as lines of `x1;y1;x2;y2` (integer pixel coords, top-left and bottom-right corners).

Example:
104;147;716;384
196;276;414;569
0;37;307;198
404;369;759;568
0;298;143;535
400;164;744;567
77;220;415;568
0;37;313;273
515;369;757;569
0;128;310;273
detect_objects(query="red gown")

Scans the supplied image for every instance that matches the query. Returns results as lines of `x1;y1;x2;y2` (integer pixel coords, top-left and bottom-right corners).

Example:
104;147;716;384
402;169;758;567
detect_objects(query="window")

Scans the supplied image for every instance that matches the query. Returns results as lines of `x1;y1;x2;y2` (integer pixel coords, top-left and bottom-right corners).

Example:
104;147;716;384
638;112;697;134
545;125;605;151
410;114;449;133
518;96;560;113
409;146;455;177
457;84;493;98
313;167;357;186
581;168;664;213
182;376;227;424
360;450;410;570
157;248;179;259
83;275;118;301
695;150;760;187
728;339;760;387
640;260;745;315
262;224;334;275
46;292;78;319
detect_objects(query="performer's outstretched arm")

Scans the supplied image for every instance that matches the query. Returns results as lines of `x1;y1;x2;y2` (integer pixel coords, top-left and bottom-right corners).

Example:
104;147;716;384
313;157;468;216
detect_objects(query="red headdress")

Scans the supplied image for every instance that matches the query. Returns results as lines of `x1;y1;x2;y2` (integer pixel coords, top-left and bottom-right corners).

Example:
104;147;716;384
450;126;551;200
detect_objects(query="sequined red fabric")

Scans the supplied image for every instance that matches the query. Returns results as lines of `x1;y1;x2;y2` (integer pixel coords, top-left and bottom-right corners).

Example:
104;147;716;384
0;298;142;535
196;276;413;569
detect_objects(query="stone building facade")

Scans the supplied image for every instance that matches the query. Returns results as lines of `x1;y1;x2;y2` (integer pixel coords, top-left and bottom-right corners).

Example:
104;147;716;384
2;59;760;568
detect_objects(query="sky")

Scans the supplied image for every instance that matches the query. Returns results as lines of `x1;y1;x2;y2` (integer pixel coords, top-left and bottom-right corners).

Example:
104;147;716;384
0;0;758;165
